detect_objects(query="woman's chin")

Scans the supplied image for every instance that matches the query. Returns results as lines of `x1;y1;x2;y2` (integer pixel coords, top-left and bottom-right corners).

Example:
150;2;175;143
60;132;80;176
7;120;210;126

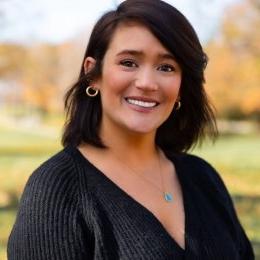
123;123;159;135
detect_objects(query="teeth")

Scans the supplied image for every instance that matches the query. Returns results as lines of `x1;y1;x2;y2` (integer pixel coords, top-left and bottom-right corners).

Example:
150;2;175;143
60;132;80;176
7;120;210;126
126;98;157;108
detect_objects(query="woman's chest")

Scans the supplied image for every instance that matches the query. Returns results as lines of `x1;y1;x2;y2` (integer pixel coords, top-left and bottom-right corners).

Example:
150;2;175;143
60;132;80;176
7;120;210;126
84;177;241;260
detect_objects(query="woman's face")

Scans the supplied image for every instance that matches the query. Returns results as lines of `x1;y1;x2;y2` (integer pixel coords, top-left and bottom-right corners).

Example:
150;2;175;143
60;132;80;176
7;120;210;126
87;22;182;138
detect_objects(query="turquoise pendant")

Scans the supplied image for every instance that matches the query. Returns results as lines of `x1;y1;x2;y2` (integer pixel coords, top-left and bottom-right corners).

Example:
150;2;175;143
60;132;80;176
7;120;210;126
164;193;173;202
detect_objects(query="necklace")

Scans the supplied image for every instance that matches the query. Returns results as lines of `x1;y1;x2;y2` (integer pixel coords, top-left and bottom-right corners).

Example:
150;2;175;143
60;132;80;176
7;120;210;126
111;149;173;203
158;151;174;202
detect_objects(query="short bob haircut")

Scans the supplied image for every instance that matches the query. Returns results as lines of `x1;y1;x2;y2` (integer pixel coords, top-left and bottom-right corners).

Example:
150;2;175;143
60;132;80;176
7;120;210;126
62;0;217;153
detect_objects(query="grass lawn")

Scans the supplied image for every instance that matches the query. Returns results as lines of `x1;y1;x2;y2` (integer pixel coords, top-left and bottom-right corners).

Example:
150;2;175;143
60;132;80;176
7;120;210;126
193;134;260;196
0;121;259;259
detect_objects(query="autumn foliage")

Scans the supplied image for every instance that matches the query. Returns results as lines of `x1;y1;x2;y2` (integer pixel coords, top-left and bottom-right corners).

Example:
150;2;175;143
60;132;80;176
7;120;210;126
0;0;259;120
205;0;260;120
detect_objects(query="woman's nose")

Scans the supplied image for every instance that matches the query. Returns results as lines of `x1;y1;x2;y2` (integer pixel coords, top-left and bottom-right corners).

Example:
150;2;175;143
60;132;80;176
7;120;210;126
134;67;158;91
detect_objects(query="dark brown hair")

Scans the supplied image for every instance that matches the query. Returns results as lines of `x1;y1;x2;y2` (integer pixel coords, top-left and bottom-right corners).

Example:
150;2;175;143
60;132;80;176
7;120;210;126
62;0;217;153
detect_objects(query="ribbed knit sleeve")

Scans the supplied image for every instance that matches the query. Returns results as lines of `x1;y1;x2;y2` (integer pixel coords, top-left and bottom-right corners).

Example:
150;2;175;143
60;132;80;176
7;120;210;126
205;163;255;259
7;151;91;260
182;154;255;260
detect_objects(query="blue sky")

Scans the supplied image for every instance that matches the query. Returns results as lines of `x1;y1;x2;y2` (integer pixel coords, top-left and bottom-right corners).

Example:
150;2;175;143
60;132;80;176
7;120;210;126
0;0;241;44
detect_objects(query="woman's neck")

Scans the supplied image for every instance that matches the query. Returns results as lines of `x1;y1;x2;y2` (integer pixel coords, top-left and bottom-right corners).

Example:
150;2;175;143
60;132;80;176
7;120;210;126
99;122;159;163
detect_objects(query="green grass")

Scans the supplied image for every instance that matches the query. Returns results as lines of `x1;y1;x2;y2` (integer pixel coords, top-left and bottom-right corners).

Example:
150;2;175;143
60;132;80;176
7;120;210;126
0;125;61;155
193;134;260;196
0;121;259;259
0;209;18;260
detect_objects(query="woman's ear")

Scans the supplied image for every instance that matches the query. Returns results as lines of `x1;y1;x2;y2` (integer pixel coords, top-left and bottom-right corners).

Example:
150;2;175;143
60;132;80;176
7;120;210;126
84;57;96;74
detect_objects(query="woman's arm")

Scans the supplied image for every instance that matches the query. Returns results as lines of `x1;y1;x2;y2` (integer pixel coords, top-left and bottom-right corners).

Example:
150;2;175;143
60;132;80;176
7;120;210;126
189;154;255;259
7;153;93;260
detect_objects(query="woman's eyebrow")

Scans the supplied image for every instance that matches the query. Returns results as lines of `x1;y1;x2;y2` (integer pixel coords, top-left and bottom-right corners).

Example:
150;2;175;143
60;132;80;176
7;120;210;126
116;49;143;57
116;49;177;62
158;53;176;61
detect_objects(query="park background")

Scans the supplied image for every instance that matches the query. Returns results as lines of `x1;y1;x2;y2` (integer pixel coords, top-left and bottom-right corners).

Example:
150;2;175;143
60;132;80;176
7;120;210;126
0;0;259;259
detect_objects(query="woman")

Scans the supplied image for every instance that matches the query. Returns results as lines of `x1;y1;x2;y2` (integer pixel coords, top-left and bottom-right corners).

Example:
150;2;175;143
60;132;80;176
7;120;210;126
8;0;254;259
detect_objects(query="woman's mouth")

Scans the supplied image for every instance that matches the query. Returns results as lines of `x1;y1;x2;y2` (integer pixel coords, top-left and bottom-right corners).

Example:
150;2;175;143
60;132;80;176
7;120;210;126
125;98;159;108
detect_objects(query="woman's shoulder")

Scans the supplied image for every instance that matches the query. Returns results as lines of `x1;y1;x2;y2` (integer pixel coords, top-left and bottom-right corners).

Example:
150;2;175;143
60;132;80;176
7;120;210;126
170;152;230;199
8;147;93;259
170;152;217;176
22;147;82;201
174;152;214;170
29;147;76;182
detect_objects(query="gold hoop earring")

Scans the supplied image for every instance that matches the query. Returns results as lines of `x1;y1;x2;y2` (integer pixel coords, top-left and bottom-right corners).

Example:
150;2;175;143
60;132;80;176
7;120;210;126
86;86;99;97
175;101;181;110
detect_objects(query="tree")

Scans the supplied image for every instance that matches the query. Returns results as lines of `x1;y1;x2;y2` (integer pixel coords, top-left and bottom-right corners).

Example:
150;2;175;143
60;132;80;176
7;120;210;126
205;0;260;120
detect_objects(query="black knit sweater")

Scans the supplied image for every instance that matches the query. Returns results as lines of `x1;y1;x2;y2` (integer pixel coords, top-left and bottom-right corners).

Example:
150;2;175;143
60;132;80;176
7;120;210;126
8;146;254;259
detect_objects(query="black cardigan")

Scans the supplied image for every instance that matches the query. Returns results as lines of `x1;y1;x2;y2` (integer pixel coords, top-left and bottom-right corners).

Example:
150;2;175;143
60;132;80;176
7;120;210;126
8;146;254;259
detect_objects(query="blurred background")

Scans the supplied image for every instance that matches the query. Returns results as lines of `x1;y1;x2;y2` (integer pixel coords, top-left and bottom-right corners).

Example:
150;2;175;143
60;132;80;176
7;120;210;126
0;0;259;259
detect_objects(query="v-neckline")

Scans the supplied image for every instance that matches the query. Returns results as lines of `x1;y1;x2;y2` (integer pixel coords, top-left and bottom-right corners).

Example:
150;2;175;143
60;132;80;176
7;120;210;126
70;146;188;252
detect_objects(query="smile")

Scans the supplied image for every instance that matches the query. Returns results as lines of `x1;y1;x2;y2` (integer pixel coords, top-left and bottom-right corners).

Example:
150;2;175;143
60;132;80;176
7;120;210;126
125;98;158;108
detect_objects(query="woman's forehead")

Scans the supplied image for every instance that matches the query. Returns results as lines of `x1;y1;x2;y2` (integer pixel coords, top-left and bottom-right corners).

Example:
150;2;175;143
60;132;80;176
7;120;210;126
105;22;172;57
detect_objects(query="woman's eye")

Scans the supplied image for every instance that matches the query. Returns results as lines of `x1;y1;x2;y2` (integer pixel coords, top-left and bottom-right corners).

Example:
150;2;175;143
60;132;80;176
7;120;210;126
158;64;175;72
120;60;137;68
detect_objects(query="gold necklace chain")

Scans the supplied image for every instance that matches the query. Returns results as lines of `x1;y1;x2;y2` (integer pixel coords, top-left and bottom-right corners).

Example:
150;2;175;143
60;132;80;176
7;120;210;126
110;149;173;203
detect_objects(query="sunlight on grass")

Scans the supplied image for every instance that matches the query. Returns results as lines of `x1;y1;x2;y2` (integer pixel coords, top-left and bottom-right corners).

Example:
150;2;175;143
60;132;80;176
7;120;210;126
193;134;260;196
0;210;16;260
